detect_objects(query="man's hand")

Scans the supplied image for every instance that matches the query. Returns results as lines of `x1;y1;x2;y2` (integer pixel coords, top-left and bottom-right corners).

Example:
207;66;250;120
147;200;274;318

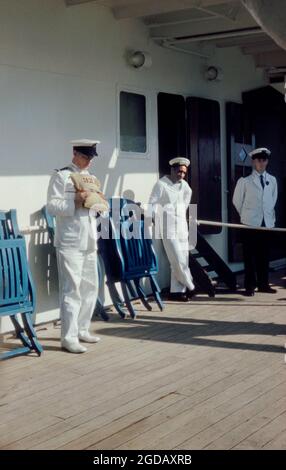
74;190;89;209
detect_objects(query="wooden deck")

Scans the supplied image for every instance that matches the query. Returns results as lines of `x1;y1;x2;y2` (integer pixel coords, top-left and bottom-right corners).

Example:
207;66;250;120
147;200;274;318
1;275;286;450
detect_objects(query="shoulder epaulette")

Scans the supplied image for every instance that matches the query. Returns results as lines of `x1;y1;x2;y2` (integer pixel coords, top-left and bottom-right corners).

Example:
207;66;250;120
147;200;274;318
55;166;71;172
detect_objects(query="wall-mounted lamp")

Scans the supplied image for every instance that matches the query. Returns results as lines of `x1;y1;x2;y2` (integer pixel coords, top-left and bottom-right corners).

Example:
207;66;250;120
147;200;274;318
205;65;223;82
127;51;152;69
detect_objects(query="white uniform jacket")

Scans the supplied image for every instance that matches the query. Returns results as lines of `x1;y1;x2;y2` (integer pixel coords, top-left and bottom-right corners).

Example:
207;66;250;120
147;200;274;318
149;176;194;292
47;163;98;250
232;171;277;228
149;176;192;239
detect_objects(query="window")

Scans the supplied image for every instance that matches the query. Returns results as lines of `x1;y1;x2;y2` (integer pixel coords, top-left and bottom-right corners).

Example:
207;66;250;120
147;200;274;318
120;91;147;153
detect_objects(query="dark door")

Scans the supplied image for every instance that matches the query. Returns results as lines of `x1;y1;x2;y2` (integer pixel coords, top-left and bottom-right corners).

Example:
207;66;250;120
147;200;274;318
243;86;286;262
186;97;222;235
226;102;255;262
157;92;187;178
227;87;286;263
157;93;222;235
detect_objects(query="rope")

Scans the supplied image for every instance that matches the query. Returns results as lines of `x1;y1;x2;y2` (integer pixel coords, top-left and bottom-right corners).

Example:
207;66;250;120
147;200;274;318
19;221;286;235
196;220;286;233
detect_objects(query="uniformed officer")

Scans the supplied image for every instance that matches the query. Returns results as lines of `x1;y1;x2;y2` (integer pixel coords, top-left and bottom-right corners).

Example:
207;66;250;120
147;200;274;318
232;147;278;296
47;139;101;353
149;157;195;302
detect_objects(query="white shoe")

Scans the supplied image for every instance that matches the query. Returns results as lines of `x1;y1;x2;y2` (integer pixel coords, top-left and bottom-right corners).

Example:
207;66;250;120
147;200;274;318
61;339;87;354
79;332;101;344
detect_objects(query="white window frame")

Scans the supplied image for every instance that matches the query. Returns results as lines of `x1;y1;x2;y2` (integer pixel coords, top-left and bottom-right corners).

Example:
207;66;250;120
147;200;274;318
117;84;151;160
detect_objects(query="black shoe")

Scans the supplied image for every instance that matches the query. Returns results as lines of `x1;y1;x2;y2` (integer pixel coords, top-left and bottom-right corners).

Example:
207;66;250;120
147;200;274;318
187;288;197;299
168;293;188;302
257;286;277;294
244;289;255;297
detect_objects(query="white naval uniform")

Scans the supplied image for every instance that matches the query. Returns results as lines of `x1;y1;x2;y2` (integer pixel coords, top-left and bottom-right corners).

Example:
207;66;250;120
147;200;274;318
149;176;195;293
232;170;277;228
47;162;98;344
232;170;277;291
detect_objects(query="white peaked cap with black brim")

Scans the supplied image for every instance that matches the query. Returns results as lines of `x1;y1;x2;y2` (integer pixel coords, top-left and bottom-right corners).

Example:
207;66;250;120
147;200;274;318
71;139;101;158
249;147;271;159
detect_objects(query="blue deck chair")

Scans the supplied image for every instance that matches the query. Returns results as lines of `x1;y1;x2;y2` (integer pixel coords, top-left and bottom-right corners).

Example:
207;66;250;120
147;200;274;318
41;206;109;321
0;210;43;360
98;198;164;319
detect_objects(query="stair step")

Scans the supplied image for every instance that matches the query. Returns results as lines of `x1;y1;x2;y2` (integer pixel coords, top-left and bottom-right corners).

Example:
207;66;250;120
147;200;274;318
208;271;218;279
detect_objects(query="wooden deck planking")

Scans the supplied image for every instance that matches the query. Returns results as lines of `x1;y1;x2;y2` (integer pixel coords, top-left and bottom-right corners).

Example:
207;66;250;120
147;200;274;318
0;306;266;420
0;304;278;426
1;280;286;450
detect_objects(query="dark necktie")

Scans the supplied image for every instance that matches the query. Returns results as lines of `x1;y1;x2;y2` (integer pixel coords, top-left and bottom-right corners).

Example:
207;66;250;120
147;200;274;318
260;174;265;189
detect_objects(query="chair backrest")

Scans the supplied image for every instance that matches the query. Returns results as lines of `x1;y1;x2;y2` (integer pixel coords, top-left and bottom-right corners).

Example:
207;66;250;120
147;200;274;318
0;209;20;240
120;219;158;276
0;238;31;312
42;206;55;244
99;198;158;281
0;209;36;311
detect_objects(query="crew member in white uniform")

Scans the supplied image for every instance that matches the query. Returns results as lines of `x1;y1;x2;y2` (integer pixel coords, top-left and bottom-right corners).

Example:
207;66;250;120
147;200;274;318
47;139;101;353
149;157;195;302
232;147;278;296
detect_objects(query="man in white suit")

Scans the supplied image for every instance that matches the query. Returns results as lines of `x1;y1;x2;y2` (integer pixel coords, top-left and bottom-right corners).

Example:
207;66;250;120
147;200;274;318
149;157;195;302
47;139;101;353
233;147;278;296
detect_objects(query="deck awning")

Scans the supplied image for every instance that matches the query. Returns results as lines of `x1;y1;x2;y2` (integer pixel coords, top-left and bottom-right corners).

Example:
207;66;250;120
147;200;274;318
66;0;286;80
242;0;286;51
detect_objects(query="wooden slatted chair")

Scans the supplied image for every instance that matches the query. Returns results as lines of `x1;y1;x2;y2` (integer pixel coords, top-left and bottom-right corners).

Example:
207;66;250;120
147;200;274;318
0;210;43;360
99;198;164;319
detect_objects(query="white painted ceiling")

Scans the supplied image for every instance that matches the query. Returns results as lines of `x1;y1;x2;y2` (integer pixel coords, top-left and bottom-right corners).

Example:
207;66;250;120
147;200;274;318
65;0;286;82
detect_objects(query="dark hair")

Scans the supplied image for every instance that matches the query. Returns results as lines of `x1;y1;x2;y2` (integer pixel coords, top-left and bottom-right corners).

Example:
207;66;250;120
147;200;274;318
252;150;269;161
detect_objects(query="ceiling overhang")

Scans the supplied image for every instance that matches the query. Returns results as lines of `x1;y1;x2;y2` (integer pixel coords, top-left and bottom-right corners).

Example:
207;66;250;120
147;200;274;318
65;0;286;83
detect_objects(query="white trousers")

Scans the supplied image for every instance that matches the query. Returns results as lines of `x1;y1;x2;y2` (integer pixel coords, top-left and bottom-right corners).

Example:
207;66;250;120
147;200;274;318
162;237;194;293
56;248;98;343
